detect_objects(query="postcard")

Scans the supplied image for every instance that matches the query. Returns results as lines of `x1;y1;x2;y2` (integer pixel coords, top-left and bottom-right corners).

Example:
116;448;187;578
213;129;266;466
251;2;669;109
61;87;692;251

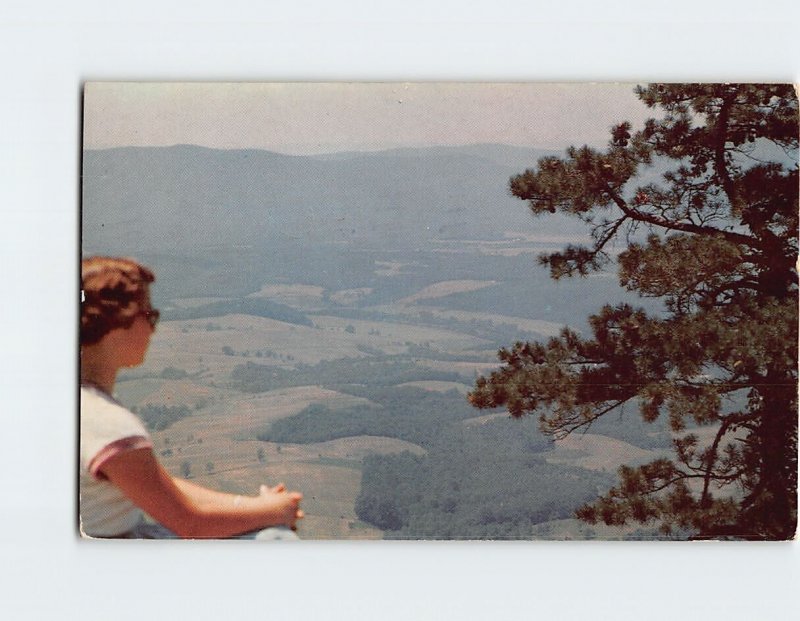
80;82;798;540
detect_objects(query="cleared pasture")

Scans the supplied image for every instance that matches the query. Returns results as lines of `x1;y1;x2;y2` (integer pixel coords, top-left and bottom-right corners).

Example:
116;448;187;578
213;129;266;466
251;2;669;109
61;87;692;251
545;433;668;473
461;411;510;427
310;314;490;352
115;378;227;409
417;359;501;378
374;260;416;276
397;380;473;394
131;315;367;380
133;312;493;386
328;287;373;305
246;283;326;309
396;279;497;304
169;296;234;309
152;386;374;443
417;308;564;338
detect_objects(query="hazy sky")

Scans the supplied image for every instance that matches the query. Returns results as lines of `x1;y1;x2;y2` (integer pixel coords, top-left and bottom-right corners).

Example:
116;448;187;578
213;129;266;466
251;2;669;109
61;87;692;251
84;82;654;155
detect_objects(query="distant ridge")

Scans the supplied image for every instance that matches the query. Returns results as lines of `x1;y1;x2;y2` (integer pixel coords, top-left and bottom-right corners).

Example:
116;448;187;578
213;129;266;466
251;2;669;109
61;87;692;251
307;143;560;168
82;143;581;255
88;142;560;166
91;143;309;159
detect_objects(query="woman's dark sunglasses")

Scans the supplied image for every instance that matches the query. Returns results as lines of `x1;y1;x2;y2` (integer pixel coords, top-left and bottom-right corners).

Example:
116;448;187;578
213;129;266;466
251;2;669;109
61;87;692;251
141;308;160;329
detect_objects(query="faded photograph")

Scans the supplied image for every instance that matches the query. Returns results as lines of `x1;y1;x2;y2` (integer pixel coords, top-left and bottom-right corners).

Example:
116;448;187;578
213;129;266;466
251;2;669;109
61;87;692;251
80;83;798;540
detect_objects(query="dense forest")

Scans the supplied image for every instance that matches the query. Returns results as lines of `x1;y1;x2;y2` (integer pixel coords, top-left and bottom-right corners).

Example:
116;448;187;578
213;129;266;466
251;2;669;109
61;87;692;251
256;383;668;538
258;386;477;448
357;446;612;539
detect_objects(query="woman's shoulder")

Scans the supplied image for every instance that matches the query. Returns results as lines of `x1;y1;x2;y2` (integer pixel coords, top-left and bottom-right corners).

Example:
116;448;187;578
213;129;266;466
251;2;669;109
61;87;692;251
80;385;149;438
81;384;126;413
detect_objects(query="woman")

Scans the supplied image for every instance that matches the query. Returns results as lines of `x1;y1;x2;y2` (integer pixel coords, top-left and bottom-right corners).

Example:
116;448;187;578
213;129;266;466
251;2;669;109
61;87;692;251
80;256;303;539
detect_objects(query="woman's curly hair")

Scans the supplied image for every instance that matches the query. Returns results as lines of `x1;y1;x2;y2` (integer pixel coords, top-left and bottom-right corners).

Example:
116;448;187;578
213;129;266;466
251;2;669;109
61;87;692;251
81;257;155;345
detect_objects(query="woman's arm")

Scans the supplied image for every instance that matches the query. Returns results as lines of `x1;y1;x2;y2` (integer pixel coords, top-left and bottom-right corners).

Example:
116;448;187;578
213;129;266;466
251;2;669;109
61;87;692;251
100;447;303;538
172;477;289;507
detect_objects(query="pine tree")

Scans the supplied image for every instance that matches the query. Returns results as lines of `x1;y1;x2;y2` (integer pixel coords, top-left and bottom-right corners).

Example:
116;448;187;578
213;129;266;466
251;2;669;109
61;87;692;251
468;84;798;539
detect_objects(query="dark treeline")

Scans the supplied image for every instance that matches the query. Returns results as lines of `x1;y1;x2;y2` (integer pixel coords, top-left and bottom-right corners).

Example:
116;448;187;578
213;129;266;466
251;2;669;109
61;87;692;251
163;297;313;326
132;403;192;432
231;356;464;393
258;386;477;448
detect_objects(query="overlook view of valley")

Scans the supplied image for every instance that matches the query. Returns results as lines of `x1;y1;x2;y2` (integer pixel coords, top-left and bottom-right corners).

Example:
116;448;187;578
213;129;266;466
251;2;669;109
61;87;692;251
83;142;691;539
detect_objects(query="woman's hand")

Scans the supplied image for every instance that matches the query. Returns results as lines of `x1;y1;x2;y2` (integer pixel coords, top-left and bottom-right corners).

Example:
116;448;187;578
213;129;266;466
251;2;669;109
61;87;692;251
258;484;304;529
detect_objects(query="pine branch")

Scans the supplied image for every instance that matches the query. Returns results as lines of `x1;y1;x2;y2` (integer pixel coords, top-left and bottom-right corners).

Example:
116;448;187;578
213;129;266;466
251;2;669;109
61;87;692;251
547;398;629;439
604;184;758;248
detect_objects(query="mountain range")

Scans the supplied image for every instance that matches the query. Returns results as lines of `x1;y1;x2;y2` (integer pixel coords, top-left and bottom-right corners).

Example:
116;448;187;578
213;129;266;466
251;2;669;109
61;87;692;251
82;143;586;255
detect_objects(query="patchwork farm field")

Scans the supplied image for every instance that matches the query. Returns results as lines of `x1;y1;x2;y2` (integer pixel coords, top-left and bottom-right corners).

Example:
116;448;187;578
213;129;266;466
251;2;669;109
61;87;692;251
107;244;672;540
114;268;518;538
